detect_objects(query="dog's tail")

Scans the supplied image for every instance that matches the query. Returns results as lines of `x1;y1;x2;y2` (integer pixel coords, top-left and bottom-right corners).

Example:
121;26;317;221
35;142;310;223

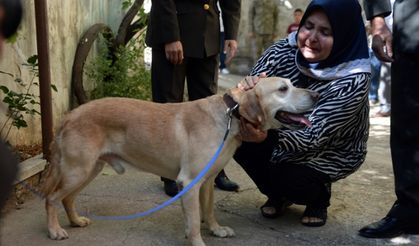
40;135;62;197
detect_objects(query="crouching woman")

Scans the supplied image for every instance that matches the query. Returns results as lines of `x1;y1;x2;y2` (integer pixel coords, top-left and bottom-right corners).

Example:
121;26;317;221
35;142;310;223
234;0;371;227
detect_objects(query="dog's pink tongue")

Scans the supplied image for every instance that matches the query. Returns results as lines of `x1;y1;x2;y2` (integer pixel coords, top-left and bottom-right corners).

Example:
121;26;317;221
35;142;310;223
289;114;312;127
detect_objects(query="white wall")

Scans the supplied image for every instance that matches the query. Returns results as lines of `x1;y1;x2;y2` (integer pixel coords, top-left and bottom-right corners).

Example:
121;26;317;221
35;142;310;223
0;0;126;145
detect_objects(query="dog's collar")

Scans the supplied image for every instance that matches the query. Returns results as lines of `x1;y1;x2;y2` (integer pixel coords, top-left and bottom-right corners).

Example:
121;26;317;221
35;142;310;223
223;93;240;119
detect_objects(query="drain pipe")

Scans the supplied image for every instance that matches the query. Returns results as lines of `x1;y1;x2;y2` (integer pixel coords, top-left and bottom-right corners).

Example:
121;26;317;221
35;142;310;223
34;0;53;161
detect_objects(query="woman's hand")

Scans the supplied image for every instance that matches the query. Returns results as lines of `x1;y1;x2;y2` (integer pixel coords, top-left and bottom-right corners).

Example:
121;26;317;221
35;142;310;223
237;72;267;91
237;117;267;143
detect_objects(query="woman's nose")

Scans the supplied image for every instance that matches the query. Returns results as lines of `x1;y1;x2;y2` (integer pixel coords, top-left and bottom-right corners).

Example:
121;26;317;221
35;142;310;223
307;31;318;43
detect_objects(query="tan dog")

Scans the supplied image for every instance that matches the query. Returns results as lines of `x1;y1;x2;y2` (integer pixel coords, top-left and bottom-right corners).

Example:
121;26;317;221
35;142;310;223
42;77;318;246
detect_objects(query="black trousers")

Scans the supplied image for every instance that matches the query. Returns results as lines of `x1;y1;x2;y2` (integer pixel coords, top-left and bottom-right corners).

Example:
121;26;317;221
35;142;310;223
233;131;331;208
151;46;219;183
151;46;219;103
388;51;419;219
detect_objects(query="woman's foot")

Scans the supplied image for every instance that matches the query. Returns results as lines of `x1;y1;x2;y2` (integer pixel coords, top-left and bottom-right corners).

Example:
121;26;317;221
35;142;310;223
260;198;292;219
301;206;328;227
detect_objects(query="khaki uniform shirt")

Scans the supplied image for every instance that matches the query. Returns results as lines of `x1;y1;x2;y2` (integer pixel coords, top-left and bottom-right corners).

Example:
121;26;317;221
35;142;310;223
249;0;279;35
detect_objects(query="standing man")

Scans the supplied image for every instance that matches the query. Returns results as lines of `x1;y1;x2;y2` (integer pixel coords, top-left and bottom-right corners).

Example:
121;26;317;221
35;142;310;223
248;0;279;61
0;0;22;218
359;0;419;238
145;0;241;197
286;8;303;34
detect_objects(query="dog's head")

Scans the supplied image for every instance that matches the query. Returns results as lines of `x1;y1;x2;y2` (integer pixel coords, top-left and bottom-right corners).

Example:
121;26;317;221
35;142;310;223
229;77;319;130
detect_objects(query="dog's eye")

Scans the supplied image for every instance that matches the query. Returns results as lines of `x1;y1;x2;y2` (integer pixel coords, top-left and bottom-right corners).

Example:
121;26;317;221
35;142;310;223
278;86;288;92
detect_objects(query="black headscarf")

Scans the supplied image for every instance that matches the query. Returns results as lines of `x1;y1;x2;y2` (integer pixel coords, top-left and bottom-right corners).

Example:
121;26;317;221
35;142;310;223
293;0;370;80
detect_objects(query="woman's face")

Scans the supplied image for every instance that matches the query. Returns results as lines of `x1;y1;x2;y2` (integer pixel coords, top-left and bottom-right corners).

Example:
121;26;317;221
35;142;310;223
297;9;333;63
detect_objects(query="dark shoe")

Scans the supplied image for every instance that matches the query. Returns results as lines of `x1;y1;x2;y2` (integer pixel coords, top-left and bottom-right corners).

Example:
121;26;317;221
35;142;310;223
301;206;328;227
260;198;293;219
214;170;240;192
359;216;419;238
162;179;179;197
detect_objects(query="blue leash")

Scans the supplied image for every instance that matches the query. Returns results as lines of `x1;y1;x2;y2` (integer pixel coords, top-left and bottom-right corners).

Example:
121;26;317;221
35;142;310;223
83;105;237;221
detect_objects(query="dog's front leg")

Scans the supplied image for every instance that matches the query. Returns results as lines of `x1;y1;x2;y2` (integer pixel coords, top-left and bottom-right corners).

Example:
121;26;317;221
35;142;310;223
180;180;206;246
200;178;235;238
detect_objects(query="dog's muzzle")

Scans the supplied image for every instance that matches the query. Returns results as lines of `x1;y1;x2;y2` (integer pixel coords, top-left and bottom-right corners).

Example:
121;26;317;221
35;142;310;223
275;111;312;128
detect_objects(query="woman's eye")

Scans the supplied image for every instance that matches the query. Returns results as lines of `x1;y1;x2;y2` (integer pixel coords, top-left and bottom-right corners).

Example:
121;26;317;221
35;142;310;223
279;86;288;92
321;29;332;36
304;23;313;29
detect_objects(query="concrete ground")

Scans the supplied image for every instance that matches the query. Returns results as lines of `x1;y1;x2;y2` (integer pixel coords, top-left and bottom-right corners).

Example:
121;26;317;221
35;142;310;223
1;74;418;246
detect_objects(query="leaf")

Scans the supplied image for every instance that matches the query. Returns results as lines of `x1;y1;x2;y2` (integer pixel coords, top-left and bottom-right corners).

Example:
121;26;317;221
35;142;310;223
13;118;28;129
0;85;9;94
6;33;17;43
3;97;12;104
27;55;38;65
51;84;58;92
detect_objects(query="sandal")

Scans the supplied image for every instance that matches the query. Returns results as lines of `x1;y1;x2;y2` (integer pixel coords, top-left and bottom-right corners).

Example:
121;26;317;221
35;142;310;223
301;206;327;227
260;198;292;219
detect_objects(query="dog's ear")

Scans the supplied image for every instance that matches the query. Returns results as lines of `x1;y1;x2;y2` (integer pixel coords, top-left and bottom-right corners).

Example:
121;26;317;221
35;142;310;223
239;89;265;126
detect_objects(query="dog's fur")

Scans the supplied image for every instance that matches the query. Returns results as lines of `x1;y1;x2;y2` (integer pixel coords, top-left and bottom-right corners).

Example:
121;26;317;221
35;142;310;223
42;77;318;246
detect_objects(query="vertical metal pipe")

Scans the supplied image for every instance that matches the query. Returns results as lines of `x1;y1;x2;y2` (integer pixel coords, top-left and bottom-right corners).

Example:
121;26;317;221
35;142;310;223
34;0;53;161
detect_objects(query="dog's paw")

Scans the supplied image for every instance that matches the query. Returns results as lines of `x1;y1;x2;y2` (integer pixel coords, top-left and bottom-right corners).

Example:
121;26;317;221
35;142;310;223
211;226;235;238
70;216;91;227
48;227;69;240
190;237;206;246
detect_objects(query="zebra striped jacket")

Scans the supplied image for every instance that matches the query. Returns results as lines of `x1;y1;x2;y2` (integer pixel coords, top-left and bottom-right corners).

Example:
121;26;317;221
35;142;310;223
250;34;370;181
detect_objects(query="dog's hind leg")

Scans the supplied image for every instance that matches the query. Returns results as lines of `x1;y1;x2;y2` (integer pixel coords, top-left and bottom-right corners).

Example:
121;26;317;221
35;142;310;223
46;191;69;240
179;177;206;246
46;157;99;240
200;177;235;238
62;161;105;227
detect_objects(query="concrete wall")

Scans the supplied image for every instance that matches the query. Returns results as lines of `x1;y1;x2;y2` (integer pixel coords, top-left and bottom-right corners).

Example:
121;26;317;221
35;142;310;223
0;0;125;145
230;0;310;75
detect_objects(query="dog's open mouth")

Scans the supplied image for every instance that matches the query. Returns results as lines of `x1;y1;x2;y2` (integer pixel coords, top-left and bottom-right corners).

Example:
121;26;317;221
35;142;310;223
275;111;312;128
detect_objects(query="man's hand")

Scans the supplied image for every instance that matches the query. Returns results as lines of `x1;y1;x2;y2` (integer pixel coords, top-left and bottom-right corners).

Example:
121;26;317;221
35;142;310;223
165;41;184;65
224;39;238;64
370;16;394;62
237;72;267;91
237;117;267;143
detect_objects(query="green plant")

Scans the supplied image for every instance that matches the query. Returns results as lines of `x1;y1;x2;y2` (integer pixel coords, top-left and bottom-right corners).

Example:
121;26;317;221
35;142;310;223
122;0;148;27
85;26;151;101
0;55;57;140
122;0;134;10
